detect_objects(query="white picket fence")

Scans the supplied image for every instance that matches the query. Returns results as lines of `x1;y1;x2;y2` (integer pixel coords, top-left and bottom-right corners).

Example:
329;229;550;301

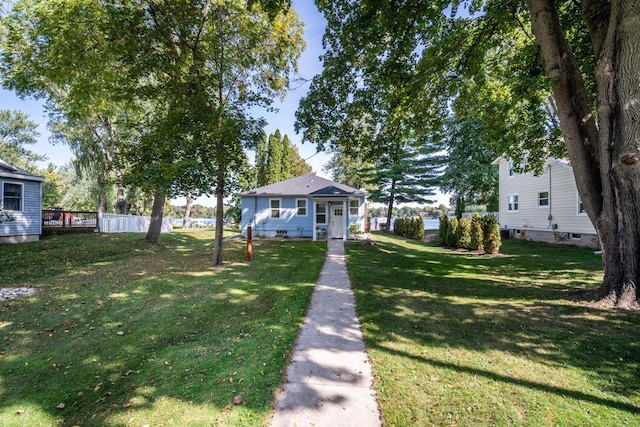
99;213;173;234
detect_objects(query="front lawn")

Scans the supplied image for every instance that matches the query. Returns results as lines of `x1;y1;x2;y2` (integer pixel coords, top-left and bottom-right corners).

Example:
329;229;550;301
346;233;640;426
0;229;325;426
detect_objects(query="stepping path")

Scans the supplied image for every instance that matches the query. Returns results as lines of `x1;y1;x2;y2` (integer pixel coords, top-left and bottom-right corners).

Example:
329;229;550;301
271;240;382;427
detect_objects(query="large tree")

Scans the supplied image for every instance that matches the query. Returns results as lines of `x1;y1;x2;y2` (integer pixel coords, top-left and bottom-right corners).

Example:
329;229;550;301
255;129;312;186
1;1;304;265
0;109;44;172
305;0;640;308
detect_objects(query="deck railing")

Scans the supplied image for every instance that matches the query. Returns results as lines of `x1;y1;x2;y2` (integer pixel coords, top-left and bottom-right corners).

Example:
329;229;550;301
42;210;99;235
42;210;173;235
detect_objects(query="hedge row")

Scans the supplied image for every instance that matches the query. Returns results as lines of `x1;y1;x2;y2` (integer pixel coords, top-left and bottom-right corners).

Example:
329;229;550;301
438;213;501;254
394;217;425;240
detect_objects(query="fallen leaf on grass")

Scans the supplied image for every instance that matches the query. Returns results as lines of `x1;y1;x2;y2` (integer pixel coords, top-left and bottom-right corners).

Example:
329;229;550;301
117;331;125;336
16;408;26;415
122;399;134;408
56;403;65;409
232;394;243;405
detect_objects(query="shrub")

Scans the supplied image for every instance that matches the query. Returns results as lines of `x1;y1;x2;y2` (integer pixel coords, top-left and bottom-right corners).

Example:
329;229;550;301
458;217;472;249
470;213;484;251
438;215;448;245
482;214;502;254
394;217;424;240
445;216;459;247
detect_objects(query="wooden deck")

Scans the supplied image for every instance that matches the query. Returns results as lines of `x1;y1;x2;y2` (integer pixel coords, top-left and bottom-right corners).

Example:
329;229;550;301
42;210;100;235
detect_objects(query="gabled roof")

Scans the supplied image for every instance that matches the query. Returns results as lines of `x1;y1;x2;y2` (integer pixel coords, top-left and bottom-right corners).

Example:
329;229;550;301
0;158;44;182
240;173;368;197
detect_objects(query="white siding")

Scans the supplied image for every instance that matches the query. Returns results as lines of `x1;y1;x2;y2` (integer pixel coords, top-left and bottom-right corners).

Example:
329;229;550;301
497;158;595;235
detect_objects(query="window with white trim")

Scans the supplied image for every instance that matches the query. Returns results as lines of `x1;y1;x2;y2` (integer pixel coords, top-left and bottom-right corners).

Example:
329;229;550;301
316;203;327;224
3;182;22;211
508;160;515;176
507;194;519;212
538;191;549;207
296;199;307;216
578;196;586;215
349;199;359;215
270;198;281;219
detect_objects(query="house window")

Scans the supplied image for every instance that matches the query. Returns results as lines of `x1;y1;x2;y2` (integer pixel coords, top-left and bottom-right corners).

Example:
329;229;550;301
349;199;359;215
270;198;281;219
538;191;549;207
3;182;22;211
296;199;307;216
316;203;327;224
571;233;582;240
508;160;515;176
507;194;519;212
578;196;586;215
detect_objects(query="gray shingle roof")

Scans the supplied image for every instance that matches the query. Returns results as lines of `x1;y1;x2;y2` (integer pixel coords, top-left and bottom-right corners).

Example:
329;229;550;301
240;173;368;197
0;158;44;181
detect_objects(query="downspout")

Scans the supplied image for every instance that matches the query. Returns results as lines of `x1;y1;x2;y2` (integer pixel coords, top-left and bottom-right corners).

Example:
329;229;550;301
547;163;553;228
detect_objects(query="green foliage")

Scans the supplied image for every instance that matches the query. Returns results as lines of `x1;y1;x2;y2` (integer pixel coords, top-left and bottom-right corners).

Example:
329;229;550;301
445;216;458;247
437;215;448;246
257;129;311;187
348;222;363;237
458;217;472;249
481;214;502;254
393;217;424;240
470;213;484;252
0;109;44;173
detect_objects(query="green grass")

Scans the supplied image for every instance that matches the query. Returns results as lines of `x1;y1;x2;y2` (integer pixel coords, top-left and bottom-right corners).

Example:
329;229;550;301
0;229;326;426
346;232;640;426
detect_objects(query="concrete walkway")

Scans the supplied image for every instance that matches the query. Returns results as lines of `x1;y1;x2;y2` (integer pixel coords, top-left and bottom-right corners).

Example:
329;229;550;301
271;240;382;427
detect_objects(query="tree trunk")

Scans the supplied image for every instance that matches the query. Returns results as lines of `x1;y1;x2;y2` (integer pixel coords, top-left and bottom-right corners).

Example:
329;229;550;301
385;177;396;232
212;171;225;266
145;189;165;244
527;0;640;308
183;192;193;228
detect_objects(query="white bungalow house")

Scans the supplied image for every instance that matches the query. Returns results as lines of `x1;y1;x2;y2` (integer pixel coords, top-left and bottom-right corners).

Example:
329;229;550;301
240;174;368;241
492;156;598;248
0;158;44;243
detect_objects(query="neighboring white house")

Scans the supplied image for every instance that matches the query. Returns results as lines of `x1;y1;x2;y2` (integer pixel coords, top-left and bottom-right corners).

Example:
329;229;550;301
492;156;599;248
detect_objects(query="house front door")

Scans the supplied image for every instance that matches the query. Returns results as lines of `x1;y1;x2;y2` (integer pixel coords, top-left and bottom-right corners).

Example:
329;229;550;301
331;206;344;239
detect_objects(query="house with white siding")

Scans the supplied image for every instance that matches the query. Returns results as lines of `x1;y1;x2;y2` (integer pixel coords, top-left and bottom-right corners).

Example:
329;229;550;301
492;156;598;248
0;159;44;243
240;174;368;241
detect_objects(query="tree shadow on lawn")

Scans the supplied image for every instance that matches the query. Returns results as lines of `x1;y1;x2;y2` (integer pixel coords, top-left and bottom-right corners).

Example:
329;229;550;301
0;235;325;426
345;237;640;411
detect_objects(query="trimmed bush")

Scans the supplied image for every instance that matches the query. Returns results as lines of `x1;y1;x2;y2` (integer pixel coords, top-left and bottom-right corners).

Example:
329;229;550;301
445;216;459;247
394;217;424;240
438;215;448;245
470;213;484;251
481;214;502;254
458;217;472;249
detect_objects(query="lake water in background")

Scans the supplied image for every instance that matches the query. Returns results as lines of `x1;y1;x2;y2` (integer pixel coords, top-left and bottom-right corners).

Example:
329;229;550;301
371;218;440;230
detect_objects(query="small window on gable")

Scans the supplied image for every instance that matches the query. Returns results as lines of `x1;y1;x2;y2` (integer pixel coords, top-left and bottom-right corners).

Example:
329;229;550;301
508;160;515;176
3;182;22;211
578;197;586;215
296;199;307;216
507;194;519;212
538;191;549;207
349;199;359;215
270;199;281;219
